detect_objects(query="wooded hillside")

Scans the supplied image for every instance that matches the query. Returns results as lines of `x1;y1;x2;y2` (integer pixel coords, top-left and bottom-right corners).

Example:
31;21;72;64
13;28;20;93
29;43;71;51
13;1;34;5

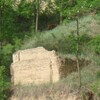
0;0;100;99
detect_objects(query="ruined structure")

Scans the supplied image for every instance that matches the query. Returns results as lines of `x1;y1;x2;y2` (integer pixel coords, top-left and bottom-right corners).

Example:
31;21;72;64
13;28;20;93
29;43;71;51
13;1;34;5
11;47;61;85
11;47;89;85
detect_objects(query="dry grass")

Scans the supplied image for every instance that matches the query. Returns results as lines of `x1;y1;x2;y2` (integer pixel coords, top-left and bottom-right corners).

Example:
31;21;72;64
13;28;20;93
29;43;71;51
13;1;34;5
12;83;73;100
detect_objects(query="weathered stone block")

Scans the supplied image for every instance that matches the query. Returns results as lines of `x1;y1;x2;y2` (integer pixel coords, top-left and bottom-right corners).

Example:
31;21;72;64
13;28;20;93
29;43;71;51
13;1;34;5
11;47;60;85
11;47;89;85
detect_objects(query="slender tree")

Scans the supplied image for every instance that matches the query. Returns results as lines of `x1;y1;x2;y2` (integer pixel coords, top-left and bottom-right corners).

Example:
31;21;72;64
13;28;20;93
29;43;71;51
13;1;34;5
55;0;64;24
76;13;81;88
0;0;5;48
35;0;40;32
59;0;63;24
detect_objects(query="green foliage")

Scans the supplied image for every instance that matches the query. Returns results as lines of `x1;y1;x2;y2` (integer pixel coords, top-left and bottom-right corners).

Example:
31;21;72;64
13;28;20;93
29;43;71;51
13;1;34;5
59;0;100;21
17;1;34;18
2;44;14;55
91;0;100;11
91;81;100;97
15;0;39;33
89;35;100;55
1;44;14;66
0;43;14;99
0;66;10;100
96;71;100;79
0;1;16;43
23;33;92;55
13;37;22;51
62;34;92;54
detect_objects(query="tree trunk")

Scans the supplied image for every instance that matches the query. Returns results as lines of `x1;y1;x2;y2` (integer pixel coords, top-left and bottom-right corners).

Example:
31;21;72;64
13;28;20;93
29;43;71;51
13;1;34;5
35;0;39;32
60;1;63;24
76;18;81;88
60;11;63;24
0;0;5;49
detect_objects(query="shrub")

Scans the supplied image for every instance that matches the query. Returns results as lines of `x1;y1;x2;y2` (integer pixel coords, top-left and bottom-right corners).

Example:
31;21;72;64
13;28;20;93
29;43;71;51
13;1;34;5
1;44;14;67
91;81;100;97
0;66;10;100
89;35;100;55
13;37;22;51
